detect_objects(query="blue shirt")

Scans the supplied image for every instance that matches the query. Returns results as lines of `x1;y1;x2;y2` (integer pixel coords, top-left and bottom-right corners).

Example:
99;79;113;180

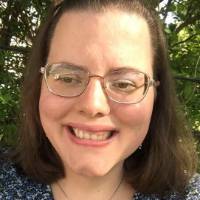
1;159;200;200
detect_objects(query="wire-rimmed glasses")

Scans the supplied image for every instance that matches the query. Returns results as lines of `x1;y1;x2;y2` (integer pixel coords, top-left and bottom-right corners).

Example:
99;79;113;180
40;63;160;104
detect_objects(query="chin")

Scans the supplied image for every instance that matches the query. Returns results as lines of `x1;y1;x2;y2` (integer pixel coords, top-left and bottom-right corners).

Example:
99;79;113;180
70;163;114;177
78;169;107;177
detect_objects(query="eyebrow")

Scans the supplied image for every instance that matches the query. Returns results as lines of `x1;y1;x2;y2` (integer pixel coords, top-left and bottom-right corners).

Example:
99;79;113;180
57;61;87;71
54;61;140;73
109;67;141;73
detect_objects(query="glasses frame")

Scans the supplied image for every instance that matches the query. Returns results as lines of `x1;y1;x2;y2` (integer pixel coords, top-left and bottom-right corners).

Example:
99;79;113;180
40;63;160;104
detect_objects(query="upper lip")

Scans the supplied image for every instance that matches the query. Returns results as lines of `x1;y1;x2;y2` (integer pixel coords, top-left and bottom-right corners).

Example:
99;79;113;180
67;123;117;132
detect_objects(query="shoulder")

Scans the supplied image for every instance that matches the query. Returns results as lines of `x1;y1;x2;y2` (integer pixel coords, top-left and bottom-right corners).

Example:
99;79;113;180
134;174;200;200
0;158;53;199
185;173;200;200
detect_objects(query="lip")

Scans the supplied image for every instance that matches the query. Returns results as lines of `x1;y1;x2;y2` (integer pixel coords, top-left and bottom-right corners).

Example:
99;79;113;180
65;123;118;147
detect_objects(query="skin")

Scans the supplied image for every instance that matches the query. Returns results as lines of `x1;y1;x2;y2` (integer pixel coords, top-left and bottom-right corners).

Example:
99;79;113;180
39;8;155;199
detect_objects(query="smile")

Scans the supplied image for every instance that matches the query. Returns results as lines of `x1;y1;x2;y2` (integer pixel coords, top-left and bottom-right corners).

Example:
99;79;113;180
73;128;112;141
68;125;117;142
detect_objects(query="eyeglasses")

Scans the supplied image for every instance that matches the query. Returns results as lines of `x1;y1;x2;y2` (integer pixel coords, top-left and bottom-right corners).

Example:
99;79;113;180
40;63;160;104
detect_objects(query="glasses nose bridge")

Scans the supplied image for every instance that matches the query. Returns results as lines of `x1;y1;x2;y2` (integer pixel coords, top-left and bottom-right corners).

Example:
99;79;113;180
88;74;106;89
85;74;109;100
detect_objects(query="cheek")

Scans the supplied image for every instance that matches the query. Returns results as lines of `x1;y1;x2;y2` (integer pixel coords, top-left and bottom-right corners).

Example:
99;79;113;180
111;90;155;139
39;82;73;124
111;92;154;157
113;95;154;126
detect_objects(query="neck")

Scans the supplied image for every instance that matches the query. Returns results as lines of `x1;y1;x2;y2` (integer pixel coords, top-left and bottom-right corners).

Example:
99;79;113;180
52;163;133;200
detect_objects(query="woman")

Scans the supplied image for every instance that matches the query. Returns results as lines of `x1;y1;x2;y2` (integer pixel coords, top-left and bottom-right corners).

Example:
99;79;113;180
1;0;199;199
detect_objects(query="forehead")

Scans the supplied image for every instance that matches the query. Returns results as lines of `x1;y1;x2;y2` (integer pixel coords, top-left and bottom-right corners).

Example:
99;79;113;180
53;8;149;41
48;8;153;75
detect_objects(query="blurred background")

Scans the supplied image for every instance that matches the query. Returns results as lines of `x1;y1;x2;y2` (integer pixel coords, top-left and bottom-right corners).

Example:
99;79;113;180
0;0;199;169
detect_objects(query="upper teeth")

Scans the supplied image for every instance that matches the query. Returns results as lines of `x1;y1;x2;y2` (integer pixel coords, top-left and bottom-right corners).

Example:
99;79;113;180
73;128;112;141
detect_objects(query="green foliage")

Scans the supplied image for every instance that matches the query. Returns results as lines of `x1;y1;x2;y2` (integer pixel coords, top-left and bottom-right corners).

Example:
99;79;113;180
159;0;200;132
0;50;21;146
0;0;51;147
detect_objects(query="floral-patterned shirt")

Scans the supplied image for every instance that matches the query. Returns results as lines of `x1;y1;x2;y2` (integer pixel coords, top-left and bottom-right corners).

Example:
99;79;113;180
1;159;200;200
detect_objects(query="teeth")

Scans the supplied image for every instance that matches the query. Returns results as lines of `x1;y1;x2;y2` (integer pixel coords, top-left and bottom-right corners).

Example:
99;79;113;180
73;128;112;141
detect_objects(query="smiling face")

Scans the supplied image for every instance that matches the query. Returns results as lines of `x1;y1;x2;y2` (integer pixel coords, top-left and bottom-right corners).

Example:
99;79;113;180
39;8;155;177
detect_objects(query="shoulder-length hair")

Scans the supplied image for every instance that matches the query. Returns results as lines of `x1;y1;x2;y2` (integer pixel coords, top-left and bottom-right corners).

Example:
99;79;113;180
13;0;197;196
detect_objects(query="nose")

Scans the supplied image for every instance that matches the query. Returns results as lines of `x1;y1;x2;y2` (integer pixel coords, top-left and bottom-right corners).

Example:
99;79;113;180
77;78;110;118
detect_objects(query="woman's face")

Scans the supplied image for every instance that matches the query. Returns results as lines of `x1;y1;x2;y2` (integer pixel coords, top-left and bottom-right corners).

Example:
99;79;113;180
39;8;155;177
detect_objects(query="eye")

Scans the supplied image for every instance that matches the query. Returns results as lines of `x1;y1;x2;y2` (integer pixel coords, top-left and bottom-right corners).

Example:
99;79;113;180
53;73;82;85
110;79;137;93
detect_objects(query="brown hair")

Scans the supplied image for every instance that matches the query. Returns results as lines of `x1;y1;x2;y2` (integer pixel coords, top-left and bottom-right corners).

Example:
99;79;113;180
14;0;197;196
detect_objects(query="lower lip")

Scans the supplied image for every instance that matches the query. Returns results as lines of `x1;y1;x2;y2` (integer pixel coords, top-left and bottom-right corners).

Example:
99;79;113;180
66;127;117;147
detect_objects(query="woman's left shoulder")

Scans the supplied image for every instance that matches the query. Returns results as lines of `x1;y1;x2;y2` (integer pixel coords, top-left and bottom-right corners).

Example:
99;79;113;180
0;153;53;199
185;173;200;200
133;174;200;200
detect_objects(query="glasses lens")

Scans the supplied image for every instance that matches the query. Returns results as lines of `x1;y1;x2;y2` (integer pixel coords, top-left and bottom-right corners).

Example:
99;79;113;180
45;63;88;97
105;70;148;103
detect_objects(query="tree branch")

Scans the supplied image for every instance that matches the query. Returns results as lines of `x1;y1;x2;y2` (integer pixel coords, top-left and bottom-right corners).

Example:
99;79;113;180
163;0;173;23
174;76;200;83
175;15;200;34
171;33;198;47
